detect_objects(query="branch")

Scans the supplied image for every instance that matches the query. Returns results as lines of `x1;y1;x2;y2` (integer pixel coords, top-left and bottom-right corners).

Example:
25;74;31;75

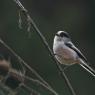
22;84;40;95
0;39;58;95
12;0;76;95
24;76;58;95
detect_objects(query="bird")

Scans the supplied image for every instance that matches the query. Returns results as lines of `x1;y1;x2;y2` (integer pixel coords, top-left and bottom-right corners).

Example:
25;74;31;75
53;31;95;77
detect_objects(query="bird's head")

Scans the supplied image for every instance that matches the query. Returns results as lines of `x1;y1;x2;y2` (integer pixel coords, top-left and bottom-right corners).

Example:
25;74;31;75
54;31;70;43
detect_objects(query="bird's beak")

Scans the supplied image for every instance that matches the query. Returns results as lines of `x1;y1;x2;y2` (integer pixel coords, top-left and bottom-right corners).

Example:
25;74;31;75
55;33;60;37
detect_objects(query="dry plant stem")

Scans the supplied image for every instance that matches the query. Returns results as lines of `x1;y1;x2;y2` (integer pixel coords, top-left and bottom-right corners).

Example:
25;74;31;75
12;0;76;95
28;16;76;95
22;84;40;95
0;39;58;95
25;76;57;95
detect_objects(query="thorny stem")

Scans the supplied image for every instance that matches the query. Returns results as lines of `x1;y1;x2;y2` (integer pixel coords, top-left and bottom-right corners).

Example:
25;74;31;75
12;0;76;95
0;39;58;95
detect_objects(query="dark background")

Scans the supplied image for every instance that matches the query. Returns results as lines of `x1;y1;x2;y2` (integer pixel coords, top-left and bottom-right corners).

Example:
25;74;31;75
0;0;95;95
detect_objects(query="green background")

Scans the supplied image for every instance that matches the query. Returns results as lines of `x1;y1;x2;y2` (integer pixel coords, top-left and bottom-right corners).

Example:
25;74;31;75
0;0;95;95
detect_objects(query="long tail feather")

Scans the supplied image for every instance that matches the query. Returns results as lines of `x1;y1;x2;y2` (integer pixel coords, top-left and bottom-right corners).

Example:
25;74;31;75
79;60;95;77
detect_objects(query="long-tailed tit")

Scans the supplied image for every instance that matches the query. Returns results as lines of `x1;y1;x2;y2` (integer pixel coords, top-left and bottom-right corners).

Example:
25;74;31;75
53;31;95;77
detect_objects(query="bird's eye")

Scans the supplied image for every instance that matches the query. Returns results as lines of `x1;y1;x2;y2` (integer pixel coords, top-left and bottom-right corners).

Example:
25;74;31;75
60;32;64;37
60;32;70;38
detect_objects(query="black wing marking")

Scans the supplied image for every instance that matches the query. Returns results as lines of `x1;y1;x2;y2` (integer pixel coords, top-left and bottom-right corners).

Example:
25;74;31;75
65;42;88;63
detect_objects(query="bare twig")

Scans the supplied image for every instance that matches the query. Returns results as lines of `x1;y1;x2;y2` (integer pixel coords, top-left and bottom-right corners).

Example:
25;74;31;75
0;39;58;95
22;84;40;95
24;76;58;95
12;0;76;95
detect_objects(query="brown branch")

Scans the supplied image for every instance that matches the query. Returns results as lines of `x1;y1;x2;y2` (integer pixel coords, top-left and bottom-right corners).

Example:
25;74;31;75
12;0;76;95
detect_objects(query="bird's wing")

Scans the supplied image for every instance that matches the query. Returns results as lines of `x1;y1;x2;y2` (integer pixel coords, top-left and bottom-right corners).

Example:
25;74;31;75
65;42;95;77
65;42;88;63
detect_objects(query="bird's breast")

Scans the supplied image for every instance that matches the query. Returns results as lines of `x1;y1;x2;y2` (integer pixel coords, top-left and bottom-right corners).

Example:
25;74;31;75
53;43;78;65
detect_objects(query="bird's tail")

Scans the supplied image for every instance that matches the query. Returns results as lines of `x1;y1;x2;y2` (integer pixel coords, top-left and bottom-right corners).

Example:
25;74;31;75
79;59;95;77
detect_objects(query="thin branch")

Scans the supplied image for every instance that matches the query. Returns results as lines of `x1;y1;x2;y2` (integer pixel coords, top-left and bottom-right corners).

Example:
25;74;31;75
22;84;40;95
0;80;40;95
0;39;58;95
27;10;77;95
12;0;76;95
24;76;58;95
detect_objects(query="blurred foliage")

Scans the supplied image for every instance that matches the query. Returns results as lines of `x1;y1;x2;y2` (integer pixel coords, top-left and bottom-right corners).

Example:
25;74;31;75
0;0;95;95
